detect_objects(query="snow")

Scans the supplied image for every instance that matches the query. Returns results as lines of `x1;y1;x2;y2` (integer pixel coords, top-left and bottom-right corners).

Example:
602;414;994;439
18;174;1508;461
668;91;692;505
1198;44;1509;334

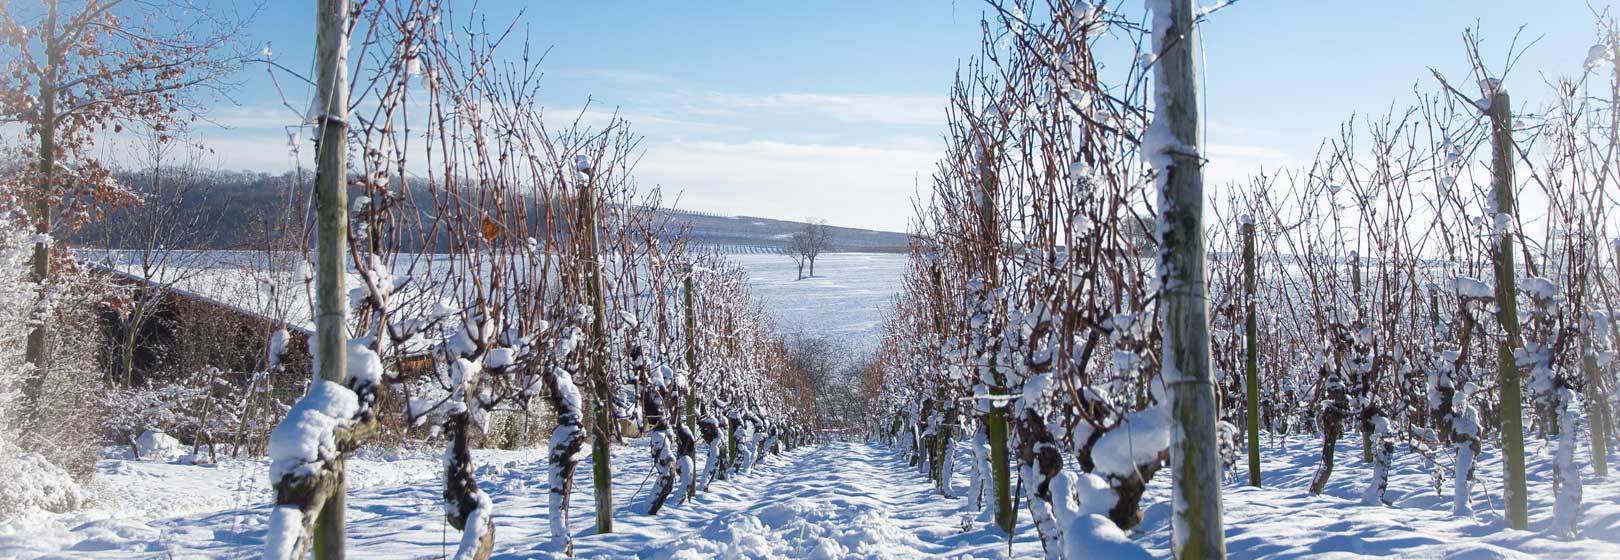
1453;276;1494;299
267;329;289;368
454;491;494;560
7;432;1620;558
344;339;383;389
262;506;303;560
1491;212;1514;237
1092;403;1172;477
0;448;83;521
1522;276;1558;301
266;380;359;482
1587;44;1612;73
134;430;183;462
20;251;1620;558
724;253;906;353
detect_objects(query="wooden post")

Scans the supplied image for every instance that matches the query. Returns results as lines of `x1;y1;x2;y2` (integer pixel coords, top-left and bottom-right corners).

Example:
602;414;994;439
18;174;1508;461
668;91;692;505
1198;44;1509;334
683;273;699;433
311;0;351;556
683;271;700;496
579;169;615;535
1487;86;1528;530
1585;345;1608;478
1154;0;1226;557
929;264;953;491
1352;255;1372;464
1243;221;1261;487
973;130;1015;535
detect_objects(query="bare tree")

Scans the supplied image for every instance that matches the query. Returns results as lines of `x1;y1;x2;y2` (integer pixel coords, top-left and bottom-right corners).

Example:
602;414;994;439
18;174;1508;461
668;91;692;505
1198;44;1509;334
786;335;852;428
93;126;220;386
789;218;832;280
0;0;247;415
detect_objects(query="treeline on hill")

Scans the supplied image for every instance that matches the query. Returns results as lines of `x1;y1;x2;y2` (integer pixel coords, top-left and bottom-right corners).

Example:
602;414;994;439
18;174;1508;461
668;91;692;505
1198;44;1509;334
68;169;918;253
871;1;1620;558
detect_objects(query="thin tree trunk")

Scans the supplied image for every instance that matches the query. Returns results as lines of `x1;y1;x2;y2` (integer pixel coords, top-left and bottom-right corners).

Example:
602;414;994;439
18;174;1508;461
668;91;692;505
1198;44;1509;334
22;0;59;414
444;410;494;559
645;385;677;515
972;118;1015;536
544;365;586;555
1488;87;1528;530
1152;0;1226;556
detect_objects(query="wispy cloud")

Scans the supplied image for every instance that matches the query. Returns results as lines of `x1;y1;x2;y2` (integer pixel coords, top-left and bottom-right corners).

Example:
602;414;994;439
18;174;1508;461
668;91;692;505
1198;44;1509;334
703;92;947;126
638;138;939;231
557;67;679;85
204;104;305;131
1203;141;1304;208
558;106;741;135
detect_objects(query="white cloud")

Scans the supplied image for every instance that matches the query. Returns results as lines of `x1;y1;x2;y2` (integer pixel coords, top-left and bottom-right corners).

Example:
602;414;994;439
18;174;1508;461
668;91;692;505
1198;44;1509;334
637;138;939;231
1204;141;1300;189
560;107;740;135
703;92;948;126
205;104;305;130
557;67;678;85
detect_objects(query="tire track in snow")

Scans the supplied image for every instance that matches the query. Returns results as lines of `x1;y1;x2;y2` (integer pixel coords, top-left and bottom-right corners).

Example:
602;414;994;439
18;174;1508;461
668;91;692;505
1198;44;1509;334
648;442;1040;559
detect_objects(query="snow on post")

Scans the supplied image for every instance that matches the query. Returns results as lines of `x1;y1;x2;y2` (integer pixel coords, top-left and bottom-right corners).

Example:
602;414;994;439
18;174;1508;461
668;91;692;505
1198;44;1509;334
1145;0;1226;556
264;342;380;560
544;326;589;556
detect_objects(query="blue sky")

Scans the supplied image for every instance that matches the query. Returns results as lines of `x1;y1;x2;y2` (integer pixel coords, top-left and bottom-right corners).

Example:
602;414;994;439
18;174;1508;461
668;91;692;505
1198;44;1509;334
196;0;1618;232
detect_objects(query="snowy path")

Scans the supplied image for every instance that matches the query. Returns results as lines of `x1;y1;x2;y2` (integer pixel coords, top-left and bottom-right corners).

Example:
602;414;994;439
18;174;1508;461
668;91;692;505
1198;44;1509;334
10;437;1620;558
0;441;1034;559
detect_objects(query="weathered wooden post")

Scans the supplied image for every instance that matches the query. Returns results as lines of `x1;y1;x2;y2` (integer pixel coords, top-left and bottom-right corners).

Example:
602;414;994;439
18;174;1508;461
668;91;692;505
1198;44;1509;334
578;159;614;535
312;0;351;555
972;128;1015;535
1352;252;1372;465
683;270;701;496
1486;83;1528;530
1151;0;1227;557
1585;342;1608;478
1243;219;1261;488
928;262;954;493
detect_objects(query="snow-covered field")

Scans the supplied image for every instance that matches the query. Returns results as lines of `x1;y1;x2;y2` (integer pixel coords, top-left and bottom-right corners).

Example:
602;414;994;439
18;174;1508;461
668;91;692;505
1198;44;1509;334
79;250;909;355
0;440;1024;559
727;253;907;354
6;433;1620;558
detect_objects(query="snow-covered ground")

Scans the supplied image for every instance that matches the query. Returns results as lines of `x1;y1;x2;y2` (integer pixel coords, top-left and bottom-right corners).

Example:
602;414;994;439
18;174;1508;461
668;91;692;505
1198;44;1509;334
79;250;909;355
25;249;1620;558
6;432;1620;558
1132;435;1620;558
728;253;907;354
0;440;1030;559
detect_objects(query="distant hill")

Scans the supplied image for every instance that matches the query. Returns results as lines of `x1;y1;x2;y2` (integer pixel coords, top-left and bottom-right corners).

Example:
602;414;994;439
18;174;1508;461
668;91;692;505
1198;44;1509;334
659;208;911;254
70;169;914;254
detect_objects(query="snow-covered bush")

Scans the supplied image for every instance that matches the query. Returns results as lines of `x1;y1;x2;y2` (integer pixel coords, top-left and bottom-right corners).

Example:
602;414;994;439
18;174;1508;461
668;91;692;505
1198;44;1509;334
0;218;102;521
135;430;183;461
0;447;84;520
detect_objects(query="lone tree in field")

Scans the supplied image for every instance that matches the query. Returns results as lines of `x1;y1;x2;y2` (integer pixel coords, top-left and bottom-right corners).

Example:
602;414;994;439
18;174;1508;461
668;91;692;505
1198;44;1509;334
789;217;832;279
0;0;244;414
